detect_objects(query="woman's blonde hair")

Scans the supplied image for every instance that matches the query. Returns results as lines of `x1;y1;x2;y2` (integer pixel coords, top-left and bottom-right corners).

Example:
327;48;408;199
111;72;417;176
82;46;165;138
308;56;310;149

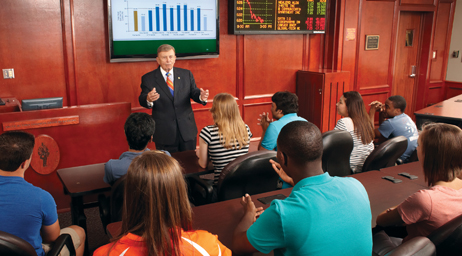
210;93;249;149
110;151;192;256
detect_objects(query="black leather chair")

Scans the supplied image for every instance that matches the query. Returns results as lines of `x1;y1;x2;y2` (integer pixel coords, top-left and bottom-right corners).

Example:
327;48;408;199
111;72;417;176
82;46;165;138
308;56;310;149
384;236;435;256
189;151;279;204
427;213;462;256
362;136;408;172
321;130;353;177
98;176;126;233
0;230;76;256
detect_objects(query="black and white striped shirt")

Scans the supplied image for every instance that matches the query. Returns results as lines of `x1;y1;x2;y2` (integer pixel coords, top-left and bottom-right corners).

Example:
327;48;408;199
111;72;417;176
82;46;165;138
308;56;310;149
199;124;253;182
334;117;374;173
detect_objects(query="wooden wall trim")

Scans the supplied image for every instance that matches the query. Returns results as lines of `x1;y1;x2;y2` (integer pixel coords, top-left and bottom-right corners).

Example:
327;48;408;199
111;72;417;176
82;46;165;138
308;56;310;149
440;0;456;86
244;94;274;100
60;0;77;107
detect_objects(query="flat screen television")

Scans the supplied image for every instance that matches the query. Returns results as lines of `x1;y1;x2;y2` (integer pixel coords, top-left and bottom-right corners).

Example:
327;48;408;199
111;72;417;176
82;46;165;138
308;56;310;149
22;97;63;111
108;0;219;62
229;0;327;34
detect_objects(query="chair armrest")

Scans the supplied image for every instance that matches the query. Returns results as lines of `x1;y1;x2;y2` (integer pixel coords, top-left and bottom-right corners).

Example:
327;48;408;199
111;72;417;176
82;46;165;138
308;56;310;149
187;175;214;204
47;234;76;256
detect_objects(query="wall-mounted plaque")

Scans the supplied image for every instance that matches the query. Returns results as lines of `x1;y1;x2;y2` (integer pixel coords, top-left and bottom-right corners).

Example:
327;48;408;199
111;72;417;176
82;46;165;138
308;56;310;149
365;35;379;50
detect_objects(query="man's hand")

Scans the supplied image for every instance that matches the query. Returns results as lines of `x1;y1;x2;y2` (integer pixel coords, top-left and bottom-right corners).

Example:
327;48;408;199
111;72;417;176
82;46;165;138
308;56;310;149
258;112;272;131
369;100;384;112
200;88;209;102
147;88;160;103
270;159;294;186
241;194;264;222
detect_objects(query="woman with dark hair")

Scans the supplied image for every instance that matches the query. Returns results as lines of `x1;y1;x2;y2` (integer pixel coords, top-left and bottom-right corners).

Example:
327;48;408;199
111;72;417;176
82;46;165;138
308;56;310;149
334;91;375;173
94;151;231;256
373;123;462;255
197;93;252;184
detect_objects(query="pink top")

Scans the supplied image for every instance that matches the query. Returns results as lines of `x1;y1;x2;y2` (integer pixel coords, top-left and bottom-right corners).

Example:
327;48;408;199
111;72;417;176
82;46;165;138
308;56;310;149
397;185;462;242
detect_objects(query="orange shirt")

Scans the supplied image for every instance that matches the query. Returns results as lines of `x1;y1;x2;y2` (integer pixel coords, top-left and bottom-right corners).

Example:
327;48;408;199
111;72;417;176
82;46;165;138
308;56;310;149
93;230;231;256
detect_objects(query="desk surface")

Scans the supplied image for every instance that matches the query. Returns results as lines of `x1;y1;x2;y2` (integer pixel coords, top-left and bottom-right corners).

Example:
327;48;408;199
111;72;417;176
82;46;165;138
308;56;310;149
107;170;428;253
57;150;207;197
414;94;462;120
380;162;428;188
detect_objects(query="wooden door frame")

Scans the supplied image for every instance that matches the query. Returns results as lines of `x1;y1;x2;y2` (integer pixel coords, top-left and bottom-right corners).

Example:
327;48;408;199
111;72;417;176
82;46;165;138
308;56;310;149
391;10;434;118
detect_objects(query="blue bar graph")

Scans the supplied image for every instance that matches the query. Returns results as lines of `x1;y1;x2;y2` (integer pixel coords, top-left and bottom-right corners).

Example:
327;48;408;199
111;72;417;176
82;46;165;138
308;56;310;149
156;7;160;31
204;17;207;31
197;8;200;31
170;7;174;31
191;10;194;31
163;4;167;31
184;5;188;31
177;5;181;31
148;11;153;31
141;15;145;31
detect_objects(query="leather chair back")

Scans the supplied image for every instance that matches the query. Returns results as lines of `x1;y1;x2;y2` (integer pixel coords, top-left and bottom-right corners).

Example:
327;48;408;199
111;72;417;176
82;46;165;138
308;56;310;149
0;230;37;256
427;213;462;256
109;176;126;223
322;130;353;176
216;151;279;201
362;136;408;172
385;236;435;256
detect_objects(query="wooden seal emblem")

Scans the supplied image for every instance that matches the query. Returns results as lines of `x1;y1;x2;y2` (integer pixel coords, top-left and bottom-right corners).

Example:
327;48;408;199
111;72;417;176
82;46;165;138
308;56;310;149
31;135;60;175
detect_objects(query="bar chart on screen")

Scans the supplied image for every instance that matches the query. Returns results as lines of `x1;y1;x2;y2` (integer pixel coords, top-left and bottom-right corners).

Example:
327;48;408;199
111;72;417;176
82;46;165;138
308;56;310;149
111;0;217;41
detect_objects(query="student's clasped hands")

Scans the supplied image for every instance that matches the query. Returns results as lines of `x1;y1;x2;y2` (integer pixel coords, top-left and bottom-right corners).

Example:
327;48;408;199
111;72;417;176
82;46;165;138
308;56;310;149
369;100;384;112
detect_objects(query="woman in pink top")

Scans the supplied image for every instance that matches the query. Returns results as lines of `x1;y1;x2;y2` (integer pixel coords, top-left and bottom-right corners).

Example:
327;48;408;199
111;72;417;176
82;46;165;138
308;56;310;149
373;123;462;255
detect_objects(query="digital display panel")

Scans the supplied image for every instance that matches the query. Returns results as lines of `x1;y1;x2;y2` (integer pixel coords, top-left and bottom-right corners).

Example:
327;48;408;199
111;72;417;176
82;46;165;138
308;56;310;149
229;0;327;34
108;0;219;62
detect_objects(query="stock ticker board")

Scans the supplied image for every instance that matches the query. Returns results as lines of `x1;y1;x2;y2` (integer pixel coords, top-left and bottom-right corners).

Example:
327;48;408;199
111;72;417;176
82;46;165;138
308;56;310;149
230;0;327;34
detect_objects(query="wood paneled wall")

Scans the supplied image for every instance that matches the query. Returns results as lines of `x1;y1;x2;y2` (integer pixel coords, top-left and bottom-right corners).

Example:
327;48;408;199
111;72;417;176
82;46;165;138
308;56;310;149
336;0;456;117
0;0;326;143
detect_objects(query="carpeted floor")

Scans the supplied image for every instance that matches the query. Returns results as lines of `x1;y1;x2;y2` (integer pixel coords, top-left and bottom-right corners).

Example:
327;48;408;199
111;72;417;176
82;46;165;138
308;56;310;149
58;207;110;255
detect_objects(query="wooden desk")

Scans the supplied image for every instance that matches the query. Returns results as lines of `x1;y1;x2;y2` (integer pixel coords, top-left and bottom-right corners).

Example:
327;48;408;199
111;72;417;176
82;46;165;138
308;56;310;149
380;162;428;188
106;170;427;254
351;171;426;223
414;94;462;129
57;150;208;229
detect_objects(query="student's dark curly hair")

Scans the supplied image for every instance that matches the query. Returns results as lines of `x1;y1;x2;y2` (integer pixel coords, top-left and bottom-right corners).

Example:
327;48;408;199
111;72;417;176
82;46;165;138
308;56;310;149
272;91;299;115
124;113;156;151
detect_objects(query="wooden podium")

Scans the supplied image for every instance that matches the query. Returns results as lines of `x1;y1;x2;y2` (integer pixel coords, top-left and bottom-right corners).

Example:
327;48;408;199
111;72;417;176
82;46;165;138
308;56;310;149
296;70;350;132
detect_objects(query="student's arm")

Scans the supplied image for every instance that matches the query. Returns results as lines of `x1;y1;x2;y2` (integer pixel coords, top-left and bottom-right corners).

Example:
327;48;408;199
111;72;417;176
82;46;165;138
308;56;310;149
41;220;60;244
197;137;209;169
258;112;272;151
233;194;264;255
376;206;404;227
374;128;388;144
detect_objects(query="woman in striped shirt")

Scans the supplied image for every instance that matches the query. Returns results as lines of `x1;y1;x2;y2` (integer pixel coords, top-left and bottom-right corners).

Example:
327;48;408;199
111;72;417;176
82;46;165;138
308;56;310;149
335;91;375;173
197;93;252;184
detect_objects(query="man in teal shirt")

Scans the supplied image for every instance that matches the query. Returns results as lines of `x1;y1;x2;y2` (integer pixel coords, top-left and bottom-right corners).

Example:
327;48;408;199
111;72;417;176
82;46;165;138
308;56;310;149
258;91;307;188
258;91;307;151
233;121;373;256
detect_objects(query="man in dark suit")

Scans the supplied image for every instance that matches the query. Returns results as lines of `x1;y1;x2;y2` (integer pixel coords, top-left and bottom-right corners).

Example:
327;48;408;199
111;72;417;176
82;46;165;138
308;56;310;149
139;44;209;153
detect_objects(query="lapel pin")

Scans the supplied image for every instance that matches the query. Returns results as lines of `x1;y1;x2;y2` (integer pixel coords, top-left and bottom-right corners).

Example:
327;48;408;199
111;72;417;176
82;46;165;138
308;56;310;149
178;77;180;79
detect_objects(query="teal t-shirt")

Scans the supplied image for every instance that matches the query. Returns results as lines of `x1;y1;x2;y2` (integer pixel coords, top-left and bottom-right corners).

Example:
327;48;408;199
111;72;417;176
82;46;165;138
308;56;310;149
261;113;307;151
247;173;373;256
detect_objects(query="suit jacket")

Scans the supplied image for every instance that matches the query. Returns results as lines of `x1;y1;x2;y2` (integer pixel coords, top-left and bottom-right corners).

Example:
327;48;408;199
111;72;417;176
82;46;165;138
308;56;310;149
139;67;206;145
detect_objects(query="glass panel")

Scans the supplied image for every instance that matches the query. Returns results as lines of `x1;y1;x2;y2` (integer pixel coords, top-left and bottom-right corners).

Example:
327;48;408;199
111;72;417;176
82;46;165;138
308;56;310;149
405;30;414;47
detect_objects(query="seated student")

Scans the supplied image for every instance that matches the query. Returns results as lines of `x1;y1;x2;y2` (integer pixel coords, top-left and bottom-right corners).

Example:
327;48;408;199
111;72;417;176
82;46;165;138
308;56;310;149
0;131;85;256
104;112;170;185
94;151;231;256
373;123;462;256
335;91;375;173
258;91;307;188
233;121;372;256
369;95;418;162
258;91;307;151
197;93;252;184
